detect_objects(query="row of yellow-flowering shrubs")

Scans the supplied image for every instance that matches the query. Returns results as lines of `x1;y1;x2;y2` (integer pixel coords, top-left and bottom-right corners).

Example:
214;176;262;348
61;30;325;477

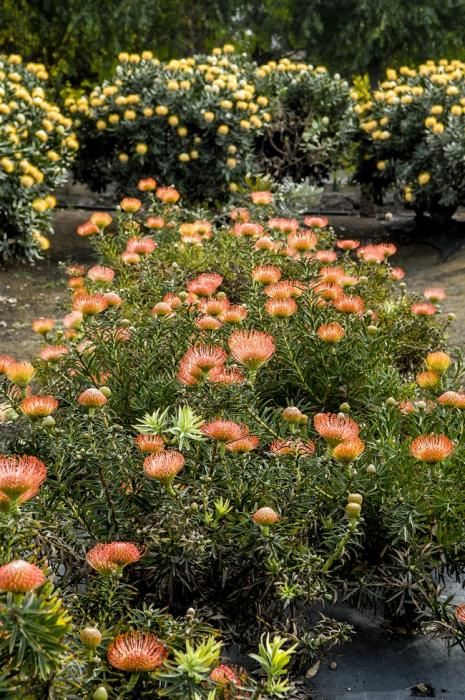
353;59;465;219
67;47;352;202
0;55;78;260
2;179;465;696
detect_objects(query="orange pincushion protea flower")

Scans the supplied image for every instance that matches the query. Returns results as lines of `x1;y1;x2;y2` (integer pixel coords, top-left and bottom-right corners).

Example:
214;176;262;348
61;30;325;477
232;222;264;238
210;664;242;688
251;190;272;205
137;177;157;191
314;413;360;446
230;207;250;222
143;450;185;483
86;542;142;575
455;604;465;625
87;265;115;284
197;316;222;331
409;434;454;463
424;287;446;303
0;455;47;508
438;391;465;408
315;250;337;263
0;354;14;374
5;361;35;386
177;345;227;385
126;237;157;255
425;351;451;374
76;221;99;237
152;302;173;317
333;294;365;315
31;317;55;335
411;302;437;316
120;197;142;213
105;292;123;308
201;420;249;443
265;298;298;318
268;217;299;233
252;507;279;525
221;305;248;324
270;439;315;457
78;388;108;408
73;293;109;316
107;631;168;672
225;435;260;453
20;395;58;418
416;370;440;389
156;186;181;203
332;437;365;463
121;251;141;265
317;322;345;343
252;265;282;284
146;216;165;229
39;345;69;363
390;267;405;281
228;330;276;371
90;212;112;229
254;236;277;251
336;239;360;250
199;298;230;317
134;435;165;453
208;366;245;385
287;230;318;252
319;265;346;284
264;280;304;300
304;215;328;228
187;273;223;296
0;560;46;592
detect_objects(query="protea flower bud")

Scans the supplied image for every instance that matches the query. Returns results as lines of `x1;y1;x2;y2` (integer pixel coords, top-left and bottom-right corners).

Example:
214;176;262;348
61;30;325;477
93;687;108;700
282;406;304;424
0;560;46;592
252;507;279;526
348;493;363;505
80;627;103;649
78;388;108;408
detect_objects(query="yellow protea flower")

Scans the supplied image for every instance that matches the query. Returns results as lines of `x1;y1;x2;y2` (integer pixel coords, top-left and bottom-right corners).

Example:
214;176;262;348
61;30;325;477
418;172;431;186
178;152;190;162
217;124;229;135
32;199;47;213
155;105;168;116
177;127;188;137
376;161;386;171
135;143;148;155
20;175;34;187
96;120;107;130
31;231;50;250
190;150;199;159
0;157;15;173
203;111;215;122
118;153;129;163
168;115;179;127
432;122;445;135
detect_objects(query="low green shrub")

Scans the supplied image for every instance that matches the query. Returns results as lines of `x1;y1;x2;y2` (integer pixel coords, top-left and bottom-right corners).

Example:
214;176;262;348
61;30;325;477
1;181;465;696
0;54;78;261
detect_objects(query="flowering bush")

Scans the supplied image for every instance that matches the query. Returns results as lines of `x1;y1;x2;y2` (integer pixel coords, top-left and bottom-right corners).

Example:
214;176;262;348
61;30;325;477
353;59;465;219
254;59;353;182
2;180;465;695
0;54;78;261
67;46;270;202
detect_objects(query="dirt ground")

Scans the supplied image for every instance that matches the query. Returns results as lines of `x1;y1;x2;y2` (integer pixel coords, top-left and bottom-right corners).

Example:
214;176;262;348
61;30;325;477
1;212;465;361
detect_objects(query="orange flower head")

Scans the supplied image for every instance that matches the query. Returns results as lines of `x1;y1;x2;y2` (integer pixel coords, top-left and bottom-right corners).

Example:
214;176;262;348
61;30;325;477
438;391;465;408
163;293;182;310
87;265;115;284
0;355;14;374
20;395;58;418
144;450;185;483
455;604;465;625
357;244;388;264
315;250;337;263
208;366;245;385
107;631;168;672
177;345;227;385
86;542;142;575
31;317;55;335
252;507;279;525
187;273;223;296
105;292;123;308
0;560;46;592
228;330;275;371
121;251;142;265
268;217;299;234
76;221;99;237
120;197;142;213
232;222;264;238
416;370;440;389
269;439;315;457
390;267;405;281
126;237;157;255
336;239;360;251
135;434;165;453
265;298;298;318
0;455;47;508
145;216;165;229
410;434;454;463
317;322;345;343
221;305;248;324
333;294;365;314
225;435;260;453
288;230;318;252
304;215;328;228
425;351;451;374
201;420;249;443
90;212;112;229
210;664;241;686
411;302;437;316
152;302;174;317
424;287;446;303
197;316;222;330
137;177;157;191
39;345;69;363
252;265;282;284
156;186;181;203
264;280;304;300
73;293;109;316
5;361;35;386
314;412;360;446
199;298;230;317
78;388;108;408
254;236;277;251
230;207;250;223
332;437;365;463
251;190;272;205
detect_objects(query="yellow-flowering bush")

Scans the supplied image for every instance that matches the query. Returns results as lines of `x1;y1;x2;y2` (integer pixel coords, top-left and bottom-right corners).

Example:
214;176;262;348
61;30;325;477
67;47;270;201
0;55;78;260
254;58;353;181
353;59;465;220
